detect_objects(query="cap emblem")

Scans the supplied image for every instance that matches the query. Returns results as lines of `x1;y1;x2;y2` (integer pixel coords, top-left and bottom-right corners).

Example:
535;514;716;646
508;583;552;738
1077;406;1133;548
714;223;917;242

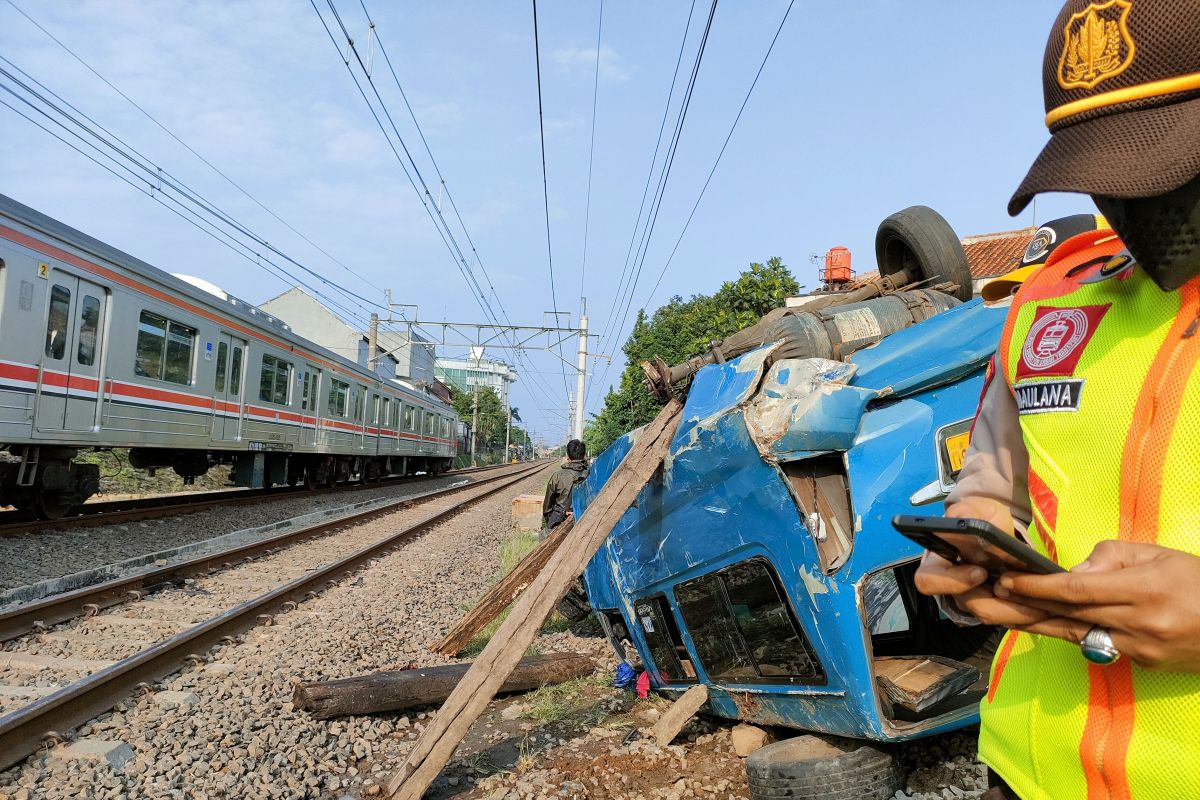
1057;0;1135;91
1023;226;1058;265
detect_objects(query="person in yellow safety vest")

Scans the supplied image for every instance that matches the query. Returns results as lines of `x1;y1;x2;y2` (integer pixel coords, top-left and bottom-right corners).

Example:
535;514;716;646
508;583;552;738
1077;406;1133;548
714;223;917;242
914;1;1200;799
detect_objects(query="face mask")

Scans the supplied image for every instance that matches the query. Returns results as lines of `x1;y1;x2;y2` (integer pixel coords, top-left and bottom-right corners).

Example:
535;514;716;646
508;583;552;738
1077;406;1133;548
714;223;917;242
1092;173;1200;292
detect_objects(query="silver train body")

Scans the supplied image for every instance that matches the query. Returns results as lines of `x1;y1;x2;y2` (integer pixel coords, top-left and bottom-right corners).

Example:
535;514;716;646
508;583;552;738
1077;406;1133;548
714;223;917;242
0;194;456;516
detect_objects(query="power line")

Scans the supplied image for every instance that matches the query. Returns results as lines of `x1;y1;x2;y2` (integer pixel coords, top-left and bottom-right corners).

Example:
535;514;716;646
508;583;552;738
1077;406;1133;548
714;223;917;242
643;0;796;307
591;0;697;352
3;0;388;307
579;0;604;305
531;0;572;398
0;60;381;327
589;0;719;409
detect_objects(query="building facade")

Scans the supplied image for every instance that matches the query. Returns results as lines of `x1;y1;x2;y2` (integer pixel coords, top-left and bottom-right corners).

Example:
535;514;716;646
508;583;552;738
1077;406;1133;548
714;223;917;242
434;356;517;408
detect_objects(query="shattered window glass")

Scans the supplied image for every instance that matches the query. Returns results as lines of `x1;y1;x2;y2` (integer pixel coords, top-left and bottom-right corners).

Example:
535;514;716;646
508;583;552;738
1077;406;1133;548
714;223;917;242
633;597;694;684
863;567;911;636
676;558;824;684
676;575;756;681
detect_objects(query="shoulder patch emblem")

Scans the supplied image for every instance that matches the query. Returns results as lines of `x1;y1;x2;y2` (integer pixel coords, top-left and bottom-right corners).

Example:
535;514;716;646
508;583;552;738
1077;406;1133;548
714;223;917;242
1058;0;1135;90
1016;305;1110;380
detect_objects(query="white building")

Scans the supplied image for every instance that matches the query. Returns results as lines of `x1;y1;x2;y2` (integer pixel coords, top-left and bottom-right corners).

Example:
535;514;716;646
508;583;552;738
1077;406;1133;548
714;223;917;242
434;356;517;408
259;287;436;385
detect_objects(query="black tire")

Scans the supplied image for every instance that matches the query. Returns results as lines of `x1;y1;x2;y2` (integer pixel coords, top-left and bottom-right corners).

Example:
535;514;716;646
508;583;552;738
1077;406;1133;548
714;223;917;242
746;736;903;800
875;206;973;301
555;577;592;623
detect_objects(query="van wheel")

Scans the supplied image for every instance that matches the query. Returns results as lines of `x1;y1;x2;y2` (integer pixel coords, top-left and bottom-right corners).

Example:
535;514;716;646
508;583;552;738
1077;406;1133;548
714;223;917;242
556;578;592;623
875;206;973;301
746;735;903;800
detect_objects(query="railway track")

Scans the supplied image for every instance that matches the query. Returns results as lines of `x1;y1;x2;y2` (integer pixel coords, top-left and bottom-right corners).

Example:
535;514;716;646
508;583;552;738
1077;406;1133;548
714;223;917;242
0;460;549;771
0;461;524;537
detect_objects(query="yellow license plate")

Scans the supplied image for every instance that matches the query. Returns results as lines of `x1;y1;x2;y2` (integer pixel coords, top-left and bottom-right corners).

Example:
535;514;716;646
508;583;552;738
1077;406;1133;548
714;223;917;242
945;431;971;473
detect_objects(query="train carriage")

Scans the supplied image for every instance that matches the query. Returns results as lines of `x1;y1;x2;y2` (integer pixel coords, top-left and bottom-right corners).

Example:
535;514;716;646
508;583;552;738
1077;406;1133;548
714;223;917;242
0;194;457;516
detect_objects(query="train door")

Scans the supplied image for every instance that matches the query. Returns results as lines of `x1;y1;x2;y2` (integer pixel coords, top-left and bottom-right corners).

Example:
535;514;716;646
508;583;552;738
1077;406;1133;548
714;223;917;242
35;273;108;434
299;366;321;447
212;334;247;441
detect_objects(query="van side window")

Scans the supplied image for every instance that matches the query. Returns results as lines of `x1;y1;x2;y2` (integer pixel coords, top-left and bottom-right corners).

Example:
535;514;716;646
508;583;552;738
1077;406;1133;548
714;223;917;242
135;310;196;384
675;558;824;684
77;295;100;366
633;596;696;683
45;284;71;360
259;354;292;405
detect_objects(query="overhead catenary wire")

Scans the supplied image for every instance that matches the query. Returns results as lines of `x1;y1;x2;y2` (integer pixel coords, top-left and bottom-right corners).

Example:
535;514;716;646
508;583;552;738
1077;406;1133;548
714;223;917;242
579;0;604;305
531;0;573;399
642;0;796;308
354;0;562;414
588;0;719;410
3;0;390;311
312;1;566;418
0;61;380;327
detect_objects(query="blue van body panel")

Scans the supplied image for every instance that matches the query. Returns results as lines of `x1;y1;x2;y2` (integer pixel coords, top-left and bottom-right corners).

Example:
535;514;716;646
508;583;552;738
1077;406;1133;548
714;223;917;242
575;299;1008;741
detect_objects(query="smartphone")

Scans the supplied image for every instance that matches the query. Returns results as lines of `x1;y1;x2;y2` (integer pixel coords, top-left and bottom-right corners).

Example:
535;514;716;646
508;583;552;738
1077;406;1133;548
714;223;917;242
891;514;1065;576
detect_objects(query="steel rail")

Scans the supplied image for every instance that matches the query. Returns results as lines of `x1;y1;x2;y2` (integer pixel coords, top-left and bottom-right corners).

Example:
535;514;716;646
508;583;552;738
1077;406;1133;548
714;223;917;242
0;461;523;536
0;463;543;641
0;460;549;772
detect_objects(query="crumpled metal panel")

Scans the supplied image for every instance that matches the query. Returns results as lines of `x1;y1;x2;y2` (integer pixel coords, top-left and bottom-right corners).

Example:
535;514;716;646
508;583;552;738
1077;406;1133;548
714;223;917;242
744;358;881;460
849;298;1006;397
576;298;1003;742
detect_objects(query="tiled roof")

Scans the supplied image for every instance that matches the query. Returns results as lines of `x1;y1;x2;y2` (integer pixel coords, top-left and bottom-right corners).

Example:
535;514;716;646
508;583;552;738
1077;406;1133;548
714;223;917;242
961;227;1036;278
853;227;1035;283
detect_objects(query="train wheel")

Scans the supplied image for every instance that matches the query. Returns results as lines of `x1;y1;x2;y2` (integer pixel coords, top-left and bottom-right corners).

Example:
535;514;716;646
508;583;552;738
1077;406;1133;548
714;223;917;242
35;491;71;520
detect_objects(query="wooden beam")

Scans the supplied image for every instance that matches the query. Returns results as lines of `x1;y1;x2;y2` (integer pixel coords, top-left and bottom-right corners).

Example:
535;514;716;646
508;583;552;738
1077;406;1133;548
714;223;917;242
293;653;595;719
431;518;574;656
648;684;709;746
386;399;683;800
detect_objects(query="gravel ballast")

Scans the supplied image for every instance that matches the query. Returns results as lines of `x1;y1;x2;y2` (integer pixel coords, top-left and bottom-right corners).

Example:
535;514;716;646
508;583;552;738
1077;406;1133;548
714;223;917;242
0;472;499;592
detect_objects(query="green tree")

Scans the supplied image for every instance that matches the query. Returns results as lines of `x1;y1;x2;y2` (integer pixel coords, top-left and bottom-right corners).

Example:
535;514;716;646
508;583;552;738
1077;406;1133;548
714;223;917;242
449;386;529;458
584;257;799;455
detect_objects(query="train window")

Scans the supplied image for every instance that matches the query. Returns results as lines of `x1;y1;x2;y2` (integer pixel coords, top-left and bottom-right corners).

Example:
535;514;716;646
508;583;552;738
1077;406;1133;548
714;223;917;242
354;387;366;421
675;558;824;685
403;405;414;430
258;354;292;405
300;372;311;411
45;284;71;360
163;321;196;385
328;379;348;417
230;346;243;395
372;395;381;425
215;342;228;392
76;295;100;366
381;397;391;429
135;311;195;384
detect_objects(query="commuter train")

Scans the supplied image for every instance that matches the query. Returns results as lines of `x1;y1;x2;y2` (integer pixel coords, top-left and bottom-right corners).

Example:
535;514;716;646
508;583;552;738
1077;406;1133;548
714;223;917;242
0;194;457;517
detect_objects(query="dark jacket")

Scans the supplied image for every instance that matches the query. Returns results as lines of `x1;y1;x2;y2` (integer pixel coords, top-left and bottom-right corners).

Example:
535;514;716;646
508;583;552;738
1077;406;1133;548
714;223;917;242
542;459;589;530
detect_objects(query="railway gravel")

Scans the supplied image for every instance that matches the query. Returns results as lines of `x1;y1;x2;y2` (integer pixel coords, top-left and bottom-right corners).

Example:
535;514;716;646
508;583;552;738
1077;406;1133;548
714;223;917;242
0;470;554;799
0;472;493;592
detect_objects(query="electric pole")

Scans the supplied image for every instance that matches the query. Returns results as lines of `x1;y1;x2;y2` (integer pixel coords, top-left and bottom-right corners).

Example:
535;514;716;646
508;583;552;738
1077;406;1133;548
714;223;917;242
470;387;479;467
574;299;588;441
367;312;379;373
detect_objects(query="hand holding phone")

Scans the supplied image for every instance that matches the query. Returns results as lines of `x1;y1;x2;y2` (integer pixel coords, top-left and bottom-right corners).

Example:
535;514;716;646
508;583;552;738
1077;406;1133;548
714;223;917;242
892;514;1065;576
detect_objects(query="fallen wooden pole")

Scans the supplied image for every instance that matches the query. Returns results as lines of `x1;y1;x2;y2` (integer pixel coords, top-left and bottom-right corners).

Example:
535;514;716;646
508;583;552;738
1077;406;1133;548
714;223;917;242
432;518;574;656
387;399;684;800
648;684;708;746
294;653;595;719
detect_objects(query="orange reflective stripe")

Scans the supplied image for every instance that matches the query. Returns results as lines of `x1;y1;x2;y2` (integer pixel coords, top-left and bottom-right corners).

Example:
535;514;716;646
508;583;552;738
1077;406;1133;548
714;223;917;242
1080;662;1136;800
987;631;1020;704
1119;281;1200;544
1027;469;1060;563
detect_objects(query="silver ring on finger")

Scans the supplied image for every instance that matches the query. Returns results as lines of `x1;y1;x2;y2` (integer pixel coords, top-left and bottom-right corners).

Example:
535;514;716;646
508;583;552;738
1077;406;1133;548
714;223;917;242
1080;625;1121;665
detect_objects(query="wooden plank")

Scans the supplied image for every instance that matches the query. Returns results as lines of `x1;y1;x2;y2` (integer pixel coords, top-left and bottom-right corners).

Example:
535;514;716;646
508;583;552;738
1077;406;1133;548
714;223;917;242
648;684;709;746
431;518;573;656
386;399;683;800
293;653;595;719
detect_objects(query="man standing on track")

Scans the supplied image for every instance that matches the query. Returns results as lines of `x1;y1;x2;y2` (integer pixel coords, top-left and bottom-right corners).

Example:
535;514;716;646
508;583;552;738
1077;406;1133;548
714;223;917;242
916;1;1200;798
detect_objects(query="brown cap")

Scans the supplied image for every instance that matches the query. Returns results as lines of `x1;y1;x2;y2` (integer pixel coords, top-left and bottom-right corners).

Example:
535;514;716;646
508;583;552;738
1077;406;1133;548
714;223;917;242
1009;0;1200;216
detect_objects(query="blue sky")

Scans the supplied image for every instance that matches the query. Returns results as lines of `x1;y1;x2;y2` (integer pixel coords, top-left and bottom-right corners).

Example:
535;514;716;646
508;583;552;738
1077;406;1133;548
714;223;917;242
0;1;1090;445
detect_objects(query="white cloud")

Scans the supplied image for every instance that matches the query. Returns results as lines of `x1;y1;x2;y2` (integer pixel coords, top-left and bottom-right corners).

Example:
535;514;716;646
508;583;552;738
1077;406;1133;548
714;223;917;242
551;45;629;82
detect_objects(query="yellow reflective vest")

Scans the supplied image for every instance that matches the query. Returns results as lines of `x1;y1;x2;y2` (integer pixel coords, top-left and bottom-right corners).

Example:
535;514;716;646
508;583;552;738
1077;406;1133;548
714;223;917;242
982;230;1200;800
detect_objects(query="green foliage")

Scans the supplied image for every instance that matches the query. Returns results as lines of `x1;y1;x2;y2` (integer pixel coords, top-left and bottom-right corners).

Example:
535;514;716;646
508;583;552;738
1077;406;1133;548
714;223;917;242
448;385;529;454
585;257;799;455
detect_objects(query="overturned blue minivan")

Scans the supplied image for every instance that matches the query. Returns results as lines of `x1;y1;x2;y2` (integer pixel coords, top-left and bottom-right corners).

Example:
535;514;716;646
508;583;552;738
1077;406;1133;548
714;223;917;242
574;293;1010;743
